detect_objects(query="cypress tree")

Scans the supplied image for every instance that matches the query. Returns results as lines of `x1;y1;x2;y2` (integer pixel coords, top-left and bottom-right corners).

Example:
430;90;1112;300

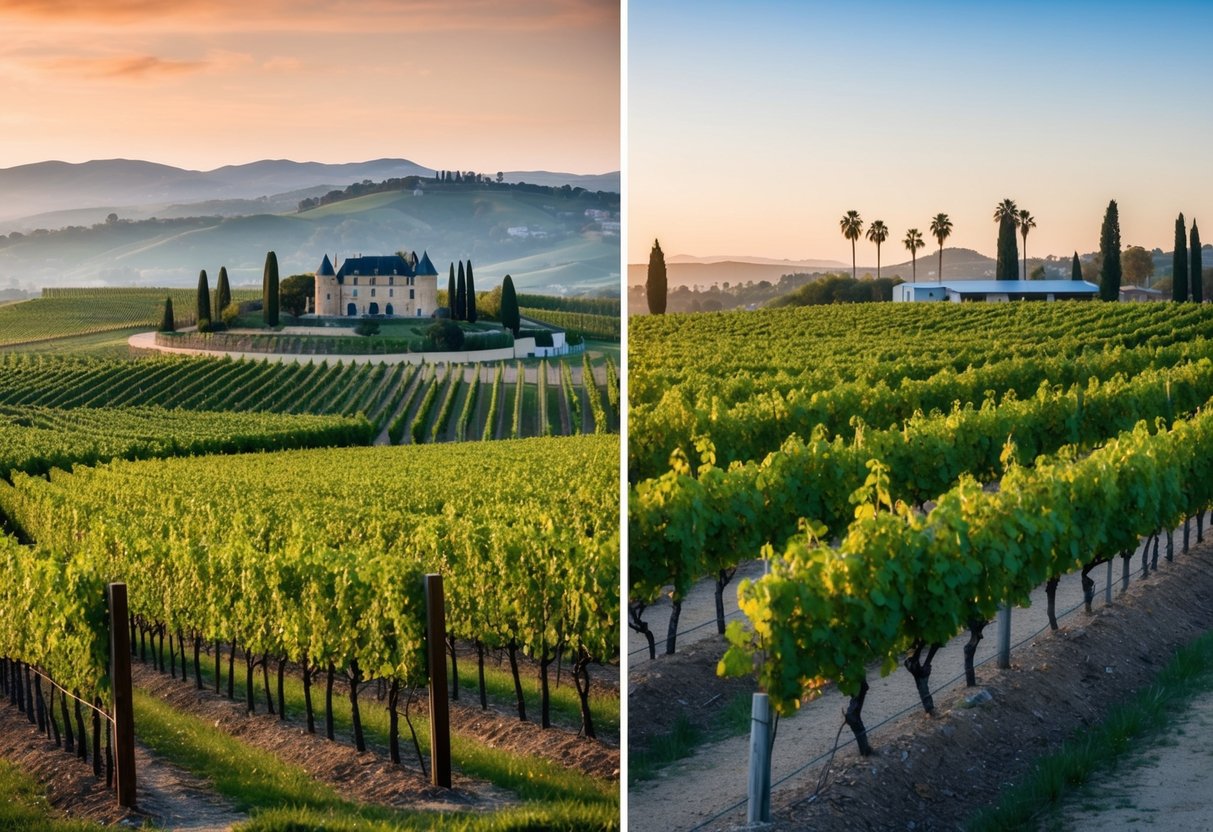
1071;251;1082;281
1174;213;1188;302
646;239;668;314
160;296;175;332
263;251;280;326
456;261;467;321
500;275;520;335
447;263;456;319
196;269;211;327
217;266;232;314
1192;221;1203;303
466;260;477;323
1098;200;1121;301
995;215;1019;281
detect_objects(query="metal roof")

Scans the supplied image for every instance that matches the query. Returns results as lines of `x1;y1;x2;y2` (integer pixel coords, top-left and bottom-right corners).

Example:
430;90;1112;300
904;280;1100;293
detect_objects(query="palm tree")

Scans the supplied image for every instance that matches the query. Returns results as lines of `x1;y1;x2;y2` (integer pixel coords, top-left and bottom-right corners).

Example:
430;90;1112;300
930;213;952;280
1017;209;1036;280
840;211;864;281
993;198;1019;224
866;220;889;280
903;228;925;283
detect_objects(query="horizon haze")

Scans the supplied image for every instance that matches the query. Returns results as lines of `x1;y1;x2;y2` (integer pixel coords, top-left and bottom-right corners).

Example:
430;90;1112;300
0;0;619;174
630;0;1213;266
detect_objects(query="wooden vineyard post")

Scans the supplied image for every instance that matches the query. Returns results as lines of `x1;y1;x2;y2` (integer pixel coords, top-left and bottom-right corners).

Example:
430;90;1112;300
747;692;772;824
424;574;452;789
107;583;136;809
996;602;1012;669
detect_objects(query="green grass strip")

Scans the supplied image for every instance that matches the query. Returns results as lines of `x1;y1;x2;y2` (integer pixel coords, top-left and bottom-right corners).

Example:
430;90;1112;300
134;690;616;831
453;656;619;737
0;758;106;831
238;804;617;832
967;628;1213;831
164;654;616;807
628;691;752;785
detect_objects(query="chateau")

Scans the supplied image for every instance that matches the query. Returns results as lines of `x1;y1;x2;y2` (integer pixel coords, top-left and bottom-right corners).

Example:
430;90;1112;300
313;252;439;317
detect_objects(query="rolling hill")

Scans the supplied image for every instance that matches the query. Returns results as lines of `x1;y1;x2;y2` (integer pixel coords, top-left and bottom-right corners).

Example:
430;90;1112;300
0;158;620;229
0;185;620;294
626;248;1082;289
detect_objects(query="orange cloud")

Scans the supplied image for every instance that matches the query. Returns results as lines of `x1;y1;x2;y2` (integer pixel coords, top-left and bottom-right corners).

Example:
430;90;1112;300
0;0;617;32
44;54;207;78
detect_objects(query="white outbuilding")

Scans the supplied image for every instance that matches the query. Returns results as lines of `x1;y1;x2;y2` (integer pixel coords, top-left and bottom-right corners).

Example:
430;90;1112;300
893;280;1101;303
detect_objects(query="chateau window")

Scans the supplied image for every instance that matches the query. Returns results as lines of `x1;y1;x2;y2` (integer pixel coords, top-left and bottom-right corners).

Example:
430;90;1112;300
371;288;376;297
326;293;331;300
370;277;376;285
353;276;358;284
409;289;415;299
352;289;358;298
389;289;394;297
389;276;394;286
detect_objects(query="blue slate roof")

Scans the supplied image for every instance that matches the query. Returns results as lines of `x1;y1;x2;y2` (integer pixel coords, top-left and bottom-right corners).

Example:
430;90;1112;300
414;251;438;276
335;255;414;283
315;254;335;276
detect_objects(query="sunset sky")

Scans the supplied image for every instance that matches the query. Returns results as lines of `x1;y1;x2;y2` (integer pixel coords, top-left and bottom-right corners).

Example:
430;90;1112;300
0;0;619;174
630;1;1213;266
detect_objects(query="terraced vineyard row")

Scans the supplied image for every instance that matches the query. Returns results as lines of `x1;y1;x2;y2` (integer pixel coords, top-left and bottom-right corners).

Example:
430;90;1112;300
630;304;1213;480
630;303;1213;662
0;436;619;741
724;407;1213;750
0;354;620;442
631;302;1213;408
0;405;371;478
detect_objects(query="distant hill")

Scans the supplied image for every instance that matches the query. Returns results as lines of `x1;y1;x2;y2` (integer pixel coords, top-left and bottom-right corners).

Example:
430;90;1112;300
0;158;620;229
626;260;842;290
0;184;620;294
629;248;1085;289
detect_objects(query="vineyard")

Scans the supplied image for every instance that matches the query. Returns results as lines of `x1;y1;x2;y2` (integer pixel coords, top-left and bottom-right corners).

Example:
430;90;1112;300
1;436;620;828
521;308;621;341
0;290;622;830
0;288;259;348
628;301;1213;829
0;405;371;477
0;352;620;443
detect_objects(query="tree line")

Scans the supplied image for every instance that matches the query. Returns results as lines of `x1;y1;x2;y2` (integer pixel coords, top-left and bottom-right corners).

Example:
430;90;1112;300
296;175;618;213
162;253;279;333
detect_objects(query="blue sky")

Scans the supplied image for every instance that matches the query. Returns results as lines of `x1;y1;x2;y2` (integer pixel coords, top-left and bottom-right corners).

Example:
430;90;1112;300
629;1;1213;265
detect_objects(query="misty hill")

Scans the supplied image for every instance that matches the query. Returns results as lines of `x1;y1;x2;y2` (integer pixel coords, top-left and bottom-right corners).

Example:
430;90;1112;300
626;260;833;289
0;158;621;229
0;184;620;295
629;248;1080;290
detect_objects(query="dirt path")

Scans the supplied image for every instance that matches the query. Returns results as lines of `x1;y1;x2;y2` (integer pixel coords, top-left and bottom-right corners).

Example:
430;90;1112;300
0;696;246;830
133;743;248;831
1056;688;1213;831
372;365;420;445
555;363;572;435
134;665;499;812
629;521;1211;832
